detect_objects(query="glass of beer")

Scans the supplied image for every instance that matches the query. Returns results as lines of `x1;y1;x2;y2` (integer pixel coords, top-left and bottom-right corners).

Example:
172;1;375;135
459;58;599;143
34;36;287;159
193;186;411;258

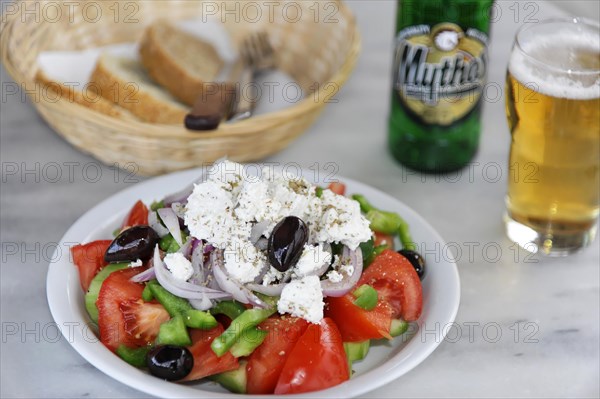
505;18;600;256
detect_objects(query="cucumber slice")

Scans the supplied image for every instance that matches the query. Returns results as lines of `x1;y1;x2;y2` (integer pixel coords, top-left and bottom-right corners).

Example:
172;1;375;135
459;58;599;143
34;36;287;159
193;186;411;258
344;341;370;363
85;263;128;323
116;344;150;368
344;341;370;377
390;319;409;337
210;360;247;394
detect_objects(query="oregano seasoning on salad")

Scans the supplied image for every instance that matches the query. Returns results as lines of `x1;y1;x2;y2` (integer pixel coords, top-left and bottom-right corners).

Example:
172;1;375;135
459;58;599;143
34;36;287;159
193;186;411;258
70;160;424;394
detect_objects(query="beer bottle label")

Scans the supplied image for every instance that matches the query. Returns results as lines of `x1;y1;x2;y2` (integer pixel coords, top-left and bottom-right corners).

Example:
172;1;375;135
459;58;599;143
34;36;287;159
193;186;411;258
392;23;488;126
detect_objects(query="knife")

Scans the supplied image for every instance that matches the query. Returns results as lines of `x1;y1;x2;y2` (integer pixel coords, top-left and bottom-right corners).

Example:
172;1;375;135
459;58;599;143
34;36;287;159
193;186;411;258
184;59;245;131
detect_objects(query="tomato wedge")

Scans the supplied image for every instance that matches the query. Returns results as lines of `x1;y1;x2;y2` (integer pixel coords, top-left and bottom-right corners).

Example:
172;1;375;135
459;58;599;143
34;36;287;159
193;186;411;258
71;240;112;291
274;318;349;395
120;299;170;346
359;249;422;321
246;316;309;394
326;294;393;342
122;200;149;228
327;182;346;196
182;326;239;381
374;232;395;251
97;268;146;351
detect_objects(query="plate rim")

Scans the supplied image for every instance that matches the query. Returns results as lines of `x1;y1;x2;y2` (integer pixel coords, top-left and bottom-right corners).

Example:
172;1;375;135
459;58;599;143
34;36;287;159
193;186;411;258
47;167;460;398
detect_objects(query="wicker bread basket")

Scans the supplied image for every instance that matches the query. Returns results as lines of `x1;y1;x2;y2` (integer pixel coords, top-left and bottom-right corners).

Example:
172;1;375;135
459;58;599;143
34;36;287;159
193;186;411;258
1;0;360;175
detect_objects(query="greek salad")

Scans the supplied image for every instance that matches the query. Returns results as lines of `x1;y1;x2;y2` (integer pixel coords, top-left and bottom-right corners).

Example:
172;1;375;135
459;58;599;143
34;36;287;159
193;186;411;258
71;161;424;394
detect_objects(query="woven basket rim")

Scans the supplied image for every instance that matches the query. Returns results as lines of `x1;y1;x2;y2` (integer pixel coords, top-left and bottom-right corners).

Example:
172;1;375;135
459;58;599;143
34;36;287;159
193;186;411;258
0;1;361;139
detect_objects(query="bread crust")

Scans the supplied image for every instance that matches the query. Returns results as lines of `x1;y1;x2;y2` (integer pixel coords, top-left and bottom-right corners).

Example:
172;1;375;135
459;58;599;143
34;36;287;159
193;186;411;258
140;21;224;106
34;70;138;120
90;55;188;124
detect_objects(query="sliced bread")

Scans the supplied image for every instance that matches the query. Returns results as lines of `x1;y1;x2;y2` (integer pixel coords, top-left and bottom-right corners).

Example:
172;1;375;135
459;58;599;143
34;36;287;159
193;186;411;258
89;53;189;124
140;20;224;106
35;70;138;120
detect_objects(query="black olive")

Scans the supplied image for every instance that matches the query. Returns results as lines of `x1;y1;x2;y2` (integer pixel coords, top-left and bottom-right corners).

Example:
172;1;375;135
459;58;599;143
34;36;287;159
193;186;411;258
268;216;309;272
104;225;159;263
398;249;426;280
146;345;193;381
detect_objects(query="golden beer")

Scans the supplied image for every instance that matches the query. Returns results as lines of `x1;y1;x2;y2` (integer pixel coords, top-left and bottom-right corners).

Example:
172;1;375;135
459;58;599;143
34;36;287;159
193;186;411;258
505;19;600;255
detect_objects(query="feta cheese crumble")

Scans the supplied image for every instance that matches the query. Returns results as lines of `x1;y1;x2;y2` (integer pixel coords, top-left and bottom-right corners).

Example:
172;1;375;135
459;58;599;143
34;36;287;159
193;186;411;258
164;252;194;282
183;160;373;323
128;259;143;268
262;266;284;285
293;243;332;277
326;270;343;283
326;255;354;283
223;238;267;284
206;159;245;194
184;181;235;249
235;180;271;223
317;190;372;250
278;275;324;324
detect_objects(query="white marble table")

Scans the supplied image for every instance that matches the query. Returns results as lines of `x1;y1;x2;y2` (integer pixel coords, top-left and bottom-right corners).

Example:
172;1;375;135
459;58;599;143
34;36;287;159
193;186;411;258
1;1;598;398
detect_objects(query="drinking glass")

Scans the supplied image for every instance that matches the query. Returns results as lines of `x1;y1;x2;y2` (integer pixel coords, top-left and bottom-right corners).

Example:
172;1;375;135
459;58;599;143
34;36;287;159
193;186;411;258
504;18;600;256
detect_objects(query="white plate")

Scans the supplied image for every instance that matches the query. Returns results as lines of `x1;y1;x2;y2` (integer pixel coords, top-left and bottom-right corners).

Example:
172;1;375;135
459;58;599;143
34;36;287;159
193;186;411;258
47;167;460;398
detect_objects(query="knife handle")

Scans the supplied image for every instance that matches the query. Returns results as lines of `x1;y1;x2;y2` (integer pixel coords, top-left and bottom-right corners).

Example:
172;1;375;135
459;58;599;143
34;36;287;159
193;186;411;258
184;82;235;131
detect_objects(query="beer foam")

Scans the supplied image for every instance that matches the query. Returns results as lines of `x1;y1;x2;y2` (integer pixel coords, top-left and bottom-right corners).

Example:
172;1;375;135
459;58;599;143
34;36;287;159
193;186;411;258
508;29;600;100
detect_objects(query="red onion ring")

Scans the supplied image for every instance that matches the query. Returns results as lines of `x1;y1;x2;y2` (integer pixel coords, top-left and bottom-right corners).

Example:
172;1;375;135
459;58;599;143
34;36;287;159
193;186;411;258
246;282;285;296
148;211;169;237
246;246;362;297
177;237;193;258
188;295;214;311
130;267;156;283
211;250;268;308
252;264;269;284
205;259;221;291
190;243;205;282
191;238;202;252
153;246;231;300
157;208;183;246
320;246;363;297
171;202;186;219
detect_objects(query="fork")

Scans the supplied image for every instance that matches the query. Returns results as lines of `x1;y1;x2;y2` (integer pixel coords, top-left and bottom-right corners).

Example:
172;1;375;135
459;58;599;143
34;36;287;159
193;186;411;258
229;31;276;121
184;32;275;130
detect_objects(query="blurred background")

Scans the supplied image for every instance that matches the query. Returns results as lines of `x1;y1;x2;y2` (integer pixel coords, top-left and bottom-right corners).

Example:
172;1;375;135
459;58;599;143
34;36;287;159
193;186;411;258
554;1;599;19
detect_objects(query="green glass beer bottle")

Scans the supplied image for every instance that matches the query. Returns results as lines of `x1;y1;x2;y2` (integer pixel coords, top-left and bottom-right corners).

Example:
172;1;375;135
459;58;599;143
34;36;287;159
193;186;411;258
388;0;494;173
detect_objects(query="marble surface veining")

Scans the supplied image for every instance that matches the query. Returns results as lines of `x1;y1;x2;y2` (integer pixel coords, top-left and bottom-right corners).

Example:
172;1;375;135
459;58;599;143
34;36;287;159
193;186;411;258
1;1;599;398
